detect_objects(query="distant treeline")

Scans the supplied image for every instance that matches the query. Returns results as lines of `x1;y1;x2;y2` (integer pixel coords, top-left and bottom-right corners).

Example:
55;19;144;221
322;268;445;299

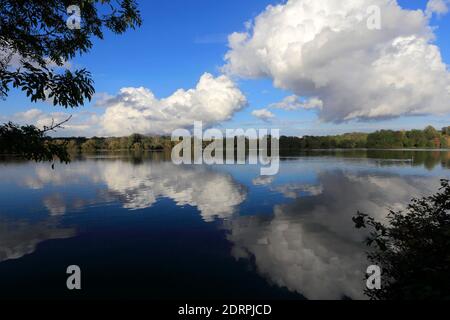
59;135;175;153
285;126;450;150
54;125;450;153
280;125;450;150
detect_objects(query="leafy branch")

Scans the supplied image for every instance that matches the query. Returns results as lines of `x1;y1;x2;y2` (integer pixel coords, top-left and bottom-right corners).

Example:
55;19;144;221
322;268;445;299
354;179;450;300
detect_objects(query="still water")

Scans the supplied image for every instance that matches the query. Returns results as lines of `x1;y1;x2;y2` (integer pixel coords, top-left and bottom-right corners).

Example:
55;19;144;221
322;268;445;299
0;150;448;300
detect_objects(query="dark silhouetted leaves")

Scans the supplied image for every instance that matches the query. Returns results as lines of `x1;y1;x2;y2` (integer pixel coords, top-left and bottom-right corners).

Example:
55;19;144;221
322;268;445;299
354;179;450;300
0;121;70;164
0;0;141;162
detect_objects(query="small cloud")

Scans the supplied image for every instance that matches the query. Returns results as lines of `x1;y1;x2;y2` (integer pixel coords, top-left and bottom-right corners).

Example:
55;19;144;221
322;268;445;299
270;95;323;111
426;0;449;17
252;108;275;121
14;109;44;122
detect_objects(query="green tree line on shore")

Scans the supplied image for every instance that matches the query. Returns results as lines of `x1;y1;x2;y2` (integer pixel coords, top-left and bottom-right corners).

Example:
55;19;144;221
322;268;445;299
283;125;450;150
52;125;450;153
61;134;176;153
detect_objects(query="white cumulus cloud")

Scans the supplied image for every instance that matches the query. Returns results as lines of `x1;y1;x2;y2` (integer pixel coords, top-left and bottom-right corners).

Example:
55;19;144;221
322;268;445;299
98;73;247;136
252;108;275;121
426;0;449;17
270;95;323;111
7;73;247;137
223;0;450;122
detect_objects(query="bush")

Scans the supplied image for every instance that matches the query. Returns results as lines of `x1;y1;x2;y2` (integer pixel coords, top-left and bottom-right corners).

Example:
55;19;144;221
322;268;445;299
353;179;450;300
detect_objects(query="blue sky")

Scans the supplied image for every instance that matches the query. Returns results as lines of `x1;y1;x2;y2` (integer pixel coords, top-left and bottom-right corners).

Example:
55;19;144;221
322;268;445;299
1;0;450;137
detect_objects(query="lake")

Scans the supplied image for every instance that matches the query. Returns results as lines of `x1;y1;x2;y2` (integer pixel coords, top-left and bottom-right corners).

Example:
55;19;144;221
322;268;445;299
0;150;448;300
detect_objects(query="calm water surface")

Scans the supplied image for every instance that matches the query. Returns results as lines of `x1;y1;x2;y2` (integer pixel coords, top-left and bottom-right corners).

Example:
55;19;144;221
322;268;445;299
0;150;449;299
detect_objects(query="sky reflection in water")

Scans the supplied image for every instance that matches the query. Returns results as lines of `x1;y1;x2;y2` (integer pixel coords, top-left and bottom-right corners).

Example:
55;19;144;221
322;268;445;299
0;151;448;299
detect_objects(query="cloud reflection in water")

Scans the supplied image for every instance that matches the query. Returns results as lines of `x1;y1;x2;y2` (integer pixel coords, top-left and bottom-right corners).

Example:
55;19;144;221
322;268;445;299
0;155;444;299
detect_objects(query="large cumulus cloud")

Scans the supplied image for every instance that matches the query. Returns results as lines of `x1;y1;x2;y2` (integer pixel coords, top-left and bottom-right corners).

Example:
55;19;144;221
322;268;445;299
7;73;247;137
98;73;247;136
223;0;450;122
